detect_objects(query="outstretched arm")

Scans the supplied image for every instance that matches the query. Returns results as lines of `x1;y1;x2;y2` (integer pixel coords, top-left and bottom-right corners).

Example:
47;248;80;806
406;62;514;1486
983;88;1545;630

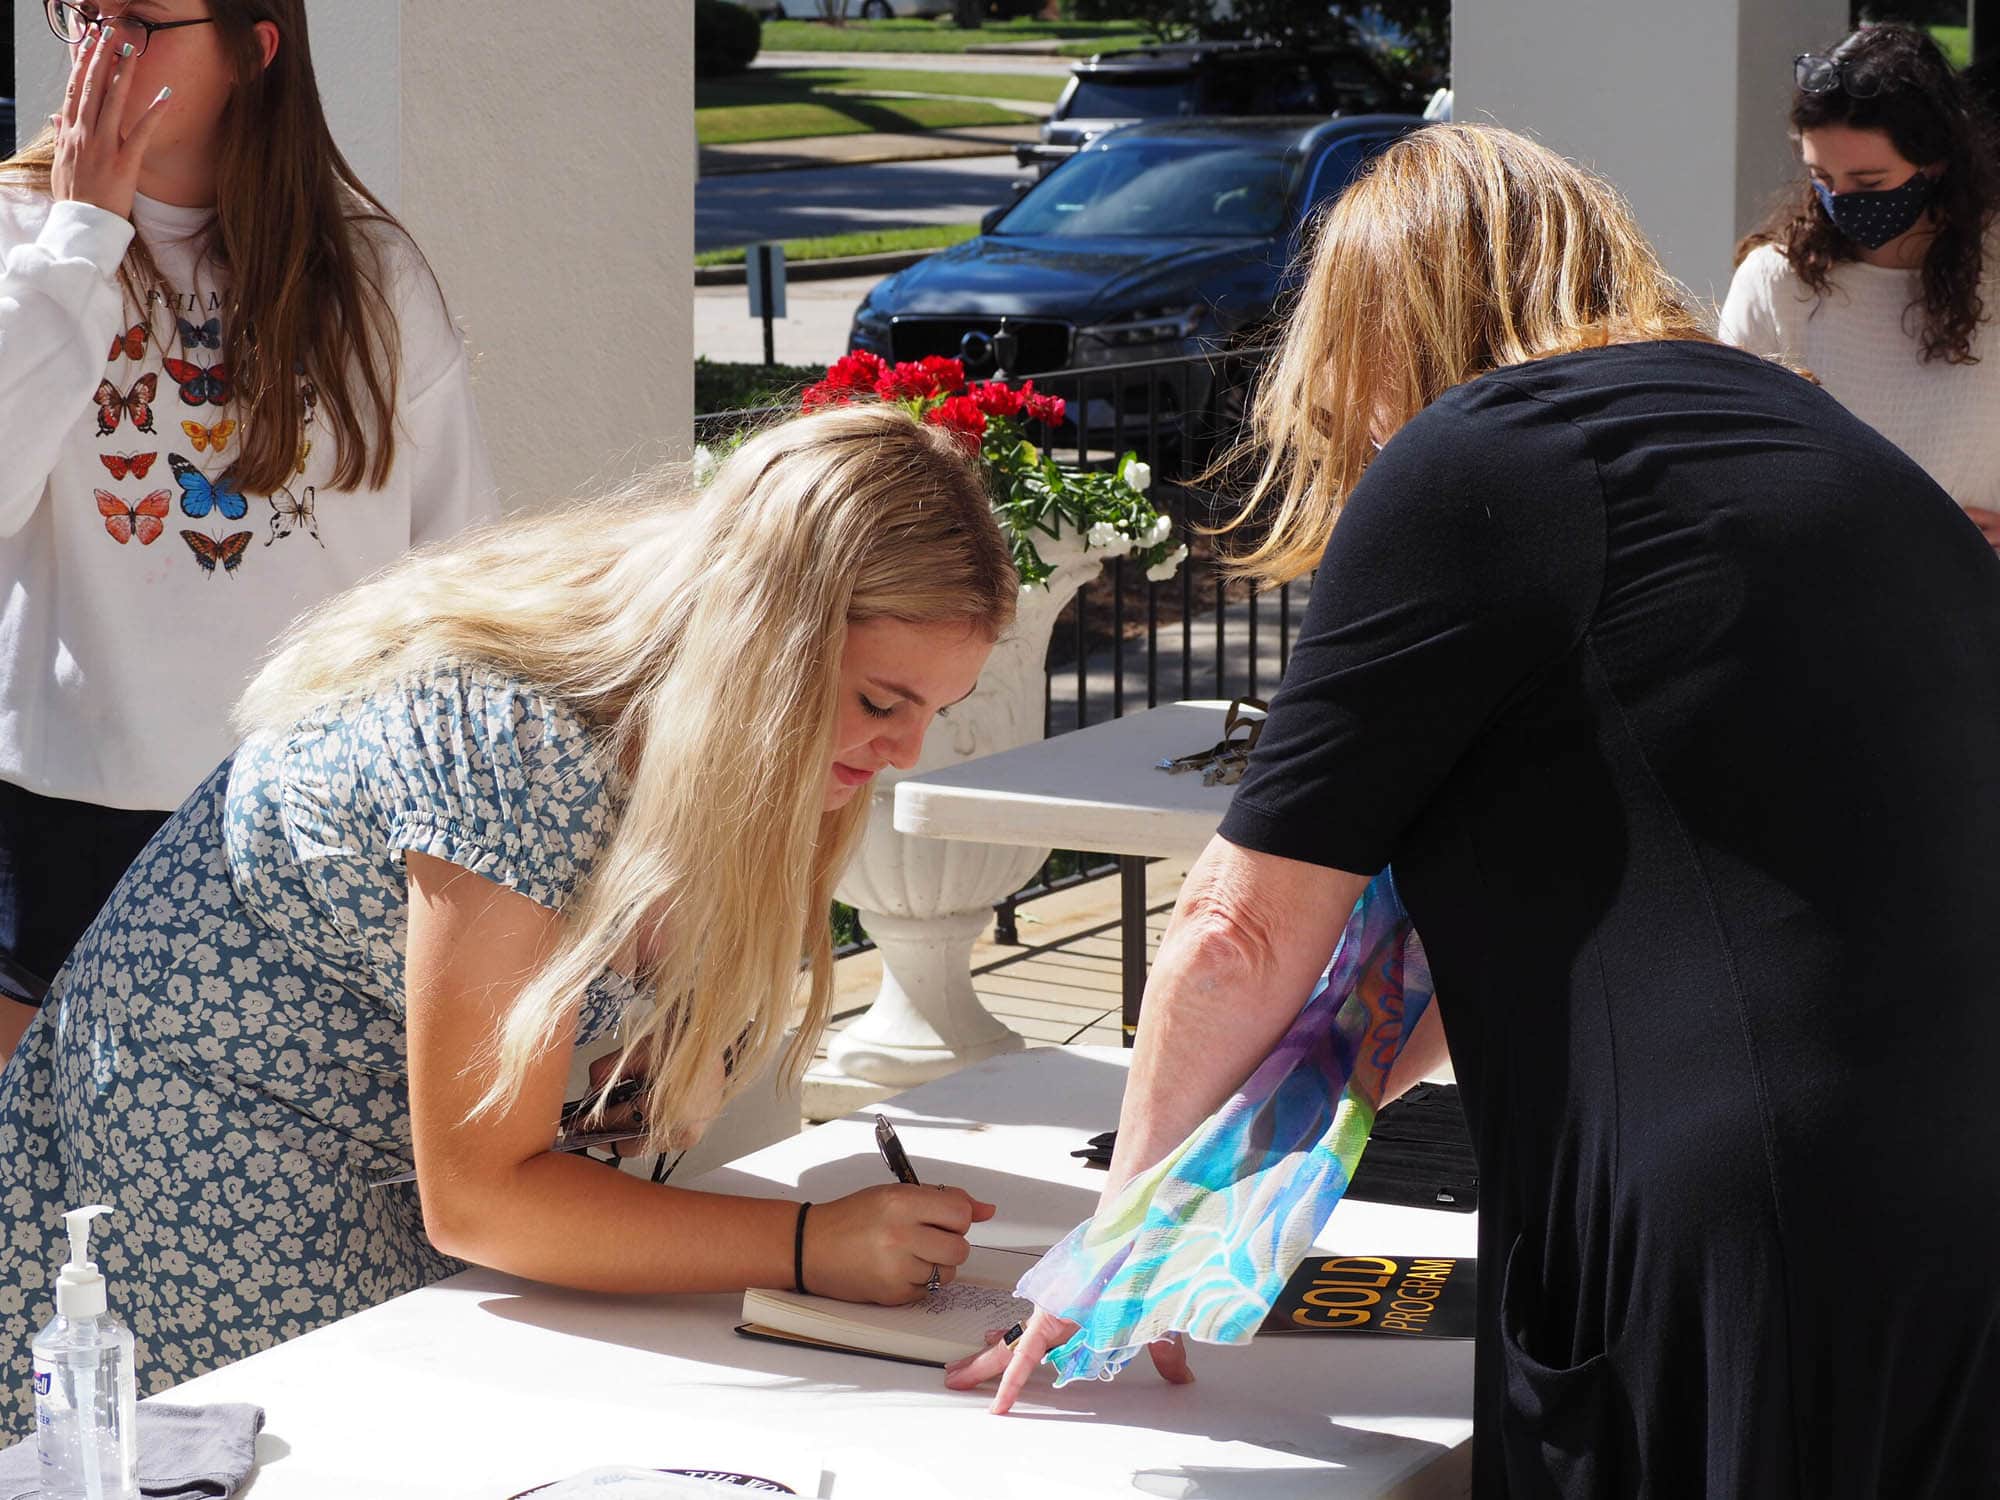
403;851;991;1302
947;834;1371;1410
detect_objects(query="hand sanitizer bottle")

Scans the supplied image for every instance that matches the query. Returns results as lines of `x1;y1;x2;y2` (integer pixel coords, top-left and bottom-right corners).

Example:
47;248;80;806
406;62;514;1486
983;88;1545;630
32;1204;138;1500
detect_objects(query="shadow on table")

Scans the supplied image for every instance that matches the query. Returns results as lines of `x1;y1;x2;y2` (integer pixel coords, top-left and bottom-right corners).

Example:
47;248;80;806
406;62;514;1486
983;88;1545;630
474;1276;1465;1490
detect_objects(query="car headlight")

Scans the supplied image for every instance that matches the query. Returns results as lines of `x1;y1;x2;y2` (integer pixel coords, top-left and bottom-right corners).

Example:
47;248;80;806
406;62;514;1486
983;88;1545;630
1080;305;1204;348
850;296;892;349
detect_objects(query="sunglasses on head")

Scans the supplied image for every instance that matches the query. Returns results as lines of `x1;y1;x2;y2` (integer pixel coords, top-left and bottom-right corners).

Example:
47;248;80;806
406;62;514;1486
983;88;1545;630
1794;52;1887;99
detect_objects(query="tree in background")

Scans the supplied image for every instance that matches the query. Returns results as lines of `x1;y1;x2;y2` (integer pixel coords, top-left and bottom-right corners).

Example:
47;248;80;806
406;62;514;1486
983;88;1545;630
1070;1;1448;94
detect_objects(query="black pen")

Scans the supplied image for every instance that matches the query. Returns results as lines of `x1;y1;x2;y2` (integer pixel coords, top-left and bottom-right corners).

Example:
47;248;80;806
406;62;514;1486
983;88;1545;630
874;1113;922;1186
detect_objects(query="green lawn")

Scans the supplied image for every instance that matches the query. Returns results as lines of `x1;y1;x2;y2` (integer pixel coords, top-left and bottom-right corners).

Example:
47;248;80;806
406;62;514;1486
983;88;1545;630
699;65;1063;108
761;17;1151;54
784;65;1066;102
695;221;978;267
697;91;1035;145
1930;25;1969;68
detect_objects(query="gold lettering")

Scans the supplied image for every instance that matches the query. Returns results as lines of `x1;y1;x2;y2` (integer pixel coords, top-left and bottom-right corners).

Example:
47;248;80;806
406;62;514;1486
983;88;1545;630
1302;1286;1383;1311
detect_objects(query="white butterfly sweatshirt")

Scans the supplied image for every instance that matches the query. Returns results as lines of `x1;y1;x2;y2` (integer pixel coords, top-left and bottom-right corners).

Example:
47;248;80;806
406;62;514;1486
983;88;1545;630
0;190;497;810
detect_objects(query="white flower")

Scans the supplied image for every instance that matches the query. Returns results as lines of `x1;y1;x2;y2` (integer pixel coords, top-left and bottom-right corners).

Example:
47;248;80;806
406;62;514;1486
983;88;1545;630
1086;521;1123;549
1146;545;1189;583
691;444;718;486
1124;460;1153;493
1144;512;1173;547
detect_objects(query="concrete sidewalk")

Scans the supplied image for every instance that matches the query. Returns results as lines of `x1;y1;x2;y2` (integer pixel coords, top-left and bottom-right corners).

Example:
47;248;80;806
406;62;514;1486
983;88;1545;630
700;120;1040;177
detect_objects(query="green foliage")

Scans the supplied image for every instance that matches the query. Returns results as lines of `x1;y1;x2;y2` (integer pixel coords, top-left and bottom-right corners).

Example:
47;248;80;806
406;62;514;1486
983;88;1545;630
693;359;823;416
1068;0;1448;96
695;0;763;79
1068;0;1202;41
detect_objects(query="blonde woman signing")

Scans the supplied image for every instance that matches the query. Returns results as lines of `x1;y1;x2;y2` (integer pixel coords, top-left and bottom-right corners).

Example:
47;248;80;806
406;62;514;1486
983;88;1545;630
951;127;2000;1495
0;405;1012;1430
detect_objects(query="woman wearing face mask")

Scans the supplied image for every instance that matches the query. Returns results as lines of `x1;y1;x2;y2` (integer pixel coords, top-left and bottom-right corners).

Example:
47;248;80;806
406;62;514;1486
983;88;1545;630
0;1;497;1030
1721;23;2000;546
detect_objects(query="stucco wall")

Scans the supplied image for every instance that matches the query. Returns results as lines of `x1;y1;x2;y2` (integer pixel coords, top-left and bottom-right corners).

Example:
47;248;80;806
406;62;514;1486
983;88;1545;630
1452;0;1847;307
12;1;694;510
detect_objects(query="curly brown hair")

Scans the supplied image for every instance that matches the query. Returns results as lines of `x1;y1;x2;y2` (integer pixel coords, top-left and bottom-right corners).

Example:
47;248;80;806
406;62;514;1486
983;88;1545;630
1737;23;2000;365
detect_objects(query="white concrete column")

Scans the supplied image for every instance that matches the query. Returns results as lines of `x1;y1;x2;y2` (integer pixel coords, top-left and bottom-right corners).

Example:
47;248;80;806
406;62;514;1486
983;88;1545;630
12;1;694;509
1452;0;1848;307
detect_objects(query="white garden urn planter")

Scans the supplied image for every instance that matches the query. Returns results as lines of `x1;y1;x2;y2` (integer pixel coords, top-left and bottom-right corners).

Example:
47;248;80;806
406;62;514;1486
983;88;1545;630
826;528;1106;1089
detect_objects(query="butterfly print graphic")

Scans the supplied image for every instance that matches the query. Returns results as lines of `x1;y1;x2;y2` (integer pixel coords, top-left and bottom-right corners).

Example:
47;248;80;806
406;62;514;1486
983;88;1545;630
162;358;231;408
99;452;159;482
266;484;320;547
93;375;158;436
96;490;171;546
107;324;147;361
181;419;237;455
180;530;252;576
177;316;222;351
169;454;248;520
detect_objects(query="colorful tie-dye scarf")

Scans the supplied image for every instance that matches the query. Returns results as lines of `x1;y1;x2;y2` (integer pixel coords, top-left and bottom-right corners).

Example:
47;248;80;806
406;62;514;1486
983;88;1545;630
1015;870;1432;1385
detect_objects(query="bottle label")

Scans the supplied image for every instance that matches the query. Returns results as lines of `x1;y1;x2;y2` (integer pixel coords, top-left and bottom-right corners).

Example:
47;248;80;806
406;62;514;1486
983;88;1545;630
33;1371;49;1396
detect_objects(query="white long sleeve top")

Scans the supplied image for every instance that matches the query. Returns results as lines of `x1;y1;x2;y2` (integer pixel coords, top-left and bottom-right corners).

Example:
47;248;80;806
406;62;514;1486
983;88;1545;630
1718;242;2000;514
0;190;498;810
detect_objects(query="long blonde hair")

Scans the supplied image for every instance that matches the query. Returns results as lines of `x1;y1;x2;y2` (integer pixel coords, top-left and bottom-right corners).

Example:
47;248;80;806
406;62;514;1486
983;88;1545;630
1222;124;1713;585
238;403;1017;1148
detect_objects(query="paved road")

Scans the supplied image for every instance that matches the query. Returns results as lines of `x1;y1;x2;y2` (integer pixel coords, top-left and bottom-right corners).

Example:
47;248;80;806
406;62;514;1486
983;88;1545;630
696;274;878;368
695;152;1023;251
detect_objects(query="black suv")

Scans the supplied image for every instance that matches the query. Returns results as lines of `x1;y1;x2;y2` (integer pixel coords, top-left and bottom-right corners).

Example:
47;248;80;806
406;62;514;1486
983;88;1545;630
1015;41;1407;180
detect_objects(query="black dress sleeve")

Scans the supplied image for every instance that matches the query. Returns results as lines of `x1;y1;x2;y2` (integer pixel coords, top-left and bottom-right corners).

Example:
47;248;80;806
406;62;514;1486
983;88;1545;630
1218;377;1606;874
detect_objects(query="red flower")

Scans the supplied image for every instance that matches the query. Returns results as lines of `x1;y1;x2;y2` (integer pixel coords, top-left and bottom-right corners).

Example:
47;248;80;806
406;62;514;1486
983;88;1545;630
876;356;966;402
822;350;888;394
799;380;854;413
924;394;988;453
969;379;1028;419
1025;392;1067;427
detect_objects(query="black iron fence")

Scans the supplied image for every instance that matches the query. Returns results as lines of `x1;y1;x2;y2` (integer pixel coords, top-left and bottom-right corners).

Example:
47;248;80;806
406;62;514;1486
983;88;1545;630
694;344;1304;953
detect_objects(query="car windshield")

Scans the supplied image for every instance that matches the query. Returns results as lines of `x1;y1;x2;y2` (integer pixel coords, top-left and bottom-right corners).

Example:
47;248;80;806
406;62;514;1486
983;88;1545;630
1064;75;1193;118
996;142;1298;239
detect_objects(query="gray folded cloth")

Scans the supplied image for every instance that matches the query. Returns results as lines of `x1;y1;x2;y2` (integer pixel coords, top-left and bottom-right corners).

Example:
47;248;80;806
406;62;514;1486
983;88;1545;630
0;1401;264;1500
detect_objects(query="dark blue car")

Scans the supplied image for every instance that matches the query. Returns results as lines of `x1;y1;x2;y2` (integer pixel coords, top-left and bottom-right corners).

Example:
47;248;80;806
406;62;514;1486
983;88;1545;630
848;115;1424;438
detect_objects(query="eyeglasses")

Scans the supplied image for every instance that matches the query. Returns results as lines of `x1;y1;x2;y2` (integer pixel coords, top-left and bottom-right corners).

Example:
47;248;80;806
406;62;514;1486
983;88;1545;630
46;0;216;59
1794;51;1886;99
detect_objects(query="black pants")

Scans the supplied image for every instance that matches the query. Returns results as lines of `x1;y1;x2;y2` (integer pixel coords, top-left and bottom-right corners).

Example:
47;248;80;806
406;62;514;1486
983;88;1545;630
0;780;169;997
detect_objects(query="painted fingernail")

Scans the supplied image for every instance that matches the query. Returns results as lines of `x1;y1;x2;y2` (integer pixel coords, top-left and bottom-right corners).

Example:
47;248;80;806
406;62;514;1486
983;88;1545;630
155;87;172;103
120;43;134;58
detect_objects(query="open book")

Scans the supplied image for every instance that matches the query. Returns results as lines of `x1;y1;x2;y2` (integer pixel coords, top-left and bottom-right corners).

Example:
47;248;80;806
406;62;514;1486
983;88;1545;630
738;1246;1040;1368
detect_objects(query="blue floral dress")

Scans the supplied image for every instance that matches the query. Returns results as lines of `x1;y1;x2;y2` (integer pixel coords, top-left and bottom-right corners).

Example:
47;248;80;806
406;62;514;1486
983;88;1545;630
0;663;628;1436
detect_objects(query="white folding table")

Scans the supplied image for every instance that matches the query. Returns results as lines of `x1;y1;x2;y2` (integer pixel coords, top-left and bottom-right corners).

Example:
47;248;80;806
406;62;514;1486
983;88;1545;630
894;702;1247;1040
159;1046;1476;1499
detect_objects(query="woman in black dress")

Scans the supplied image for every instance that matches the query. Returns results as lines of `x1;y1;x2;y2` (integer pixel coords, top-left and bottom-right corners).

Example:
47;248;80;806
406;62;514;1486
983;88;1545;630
951;125;2000;1496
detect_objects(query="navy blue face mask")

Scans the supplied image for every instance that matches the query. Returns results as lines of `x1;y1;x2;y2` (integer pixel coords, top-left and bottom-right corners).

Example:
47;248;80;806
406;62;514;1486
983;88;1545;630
1812;170;1937;250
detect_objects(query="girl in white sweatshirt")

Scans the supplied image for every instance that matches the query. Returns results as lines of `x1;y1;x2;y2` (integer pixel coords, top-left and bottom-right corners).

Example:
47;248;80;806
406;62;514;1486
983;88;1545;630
0;0;495;1013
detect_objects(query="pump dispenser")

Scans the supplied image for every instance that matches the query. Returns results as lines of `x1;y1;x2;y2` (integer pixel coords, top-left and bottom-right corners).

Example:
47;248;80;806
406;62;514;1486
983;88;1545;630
32;1204;138;1500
